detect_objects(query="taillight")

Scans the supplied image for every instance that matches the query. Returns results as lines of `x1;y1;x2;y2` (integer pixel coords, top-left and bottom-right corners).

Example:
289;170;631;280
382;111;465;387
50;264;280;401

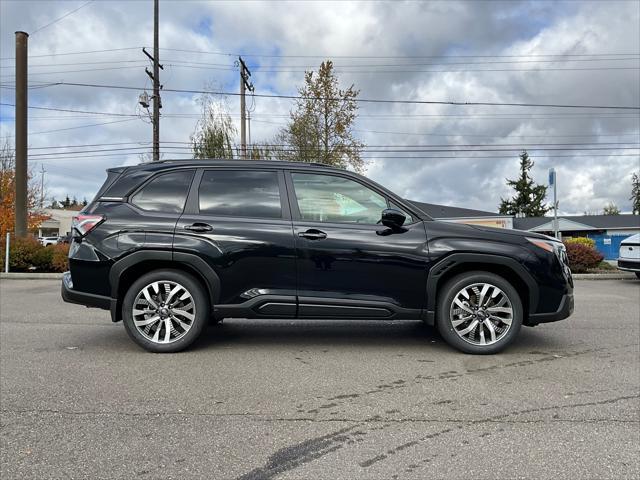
72;214;105;236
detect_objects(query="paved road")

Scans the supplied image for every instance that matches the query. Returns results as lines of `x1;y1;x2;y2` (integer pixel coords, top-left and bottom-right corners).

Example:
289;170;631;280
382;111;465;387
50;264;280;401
1;279;639;479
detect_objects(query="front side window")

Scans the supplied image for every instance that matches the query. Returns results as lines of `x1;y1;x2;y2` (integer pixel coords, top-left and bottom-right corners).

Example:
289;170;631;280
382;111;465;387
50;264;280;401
198;170;282;218
131;170;194;213
291;173;388;224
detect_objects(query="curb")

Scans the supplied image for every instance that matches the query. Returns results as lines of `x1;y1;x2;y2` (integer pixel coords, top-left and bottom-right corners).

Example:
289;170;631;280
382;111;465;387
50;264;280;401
0;272;64;279
572;273;637;280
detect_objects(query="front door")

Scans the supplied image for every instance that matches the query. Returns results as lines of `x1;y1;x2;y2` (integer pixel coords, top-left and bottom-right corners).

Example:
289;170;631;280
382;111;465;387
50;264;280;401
286;171;429;319
175;168;297;317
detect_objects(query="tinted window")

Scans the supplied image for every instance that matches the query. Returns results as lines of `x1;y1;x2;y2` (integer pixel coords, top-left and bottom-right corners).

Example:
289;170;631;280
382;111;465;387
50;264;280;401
131;170;194;213
291;173;388;224
199;170;282;218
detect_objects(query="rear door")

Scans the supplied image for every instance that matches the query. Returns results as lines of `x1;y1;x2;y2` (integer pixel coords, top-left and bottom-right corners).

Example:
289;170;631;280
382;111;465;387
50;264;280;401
286;170;429;319
174;168;297;317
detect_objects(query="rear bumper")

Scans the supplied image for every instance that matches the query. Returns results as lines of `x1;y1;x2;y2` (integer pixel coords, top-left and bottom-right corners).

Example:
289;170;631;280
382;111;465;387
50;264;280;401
528;293;574;324
61;271;111;310
617;259;640;272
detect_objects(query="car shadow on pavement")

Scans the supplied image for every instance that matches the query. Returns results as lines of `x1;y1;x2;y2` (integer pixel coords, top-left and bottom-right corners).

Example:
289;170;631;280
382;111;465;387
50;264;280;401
193;319;442;350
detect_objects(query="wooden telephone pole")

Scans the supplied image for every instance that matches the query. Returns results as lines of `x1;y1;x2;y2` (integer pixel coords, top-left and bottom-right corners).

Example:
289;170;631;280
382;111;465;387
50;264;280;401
142;0;162;161
14;31;28;237
239;57;254;159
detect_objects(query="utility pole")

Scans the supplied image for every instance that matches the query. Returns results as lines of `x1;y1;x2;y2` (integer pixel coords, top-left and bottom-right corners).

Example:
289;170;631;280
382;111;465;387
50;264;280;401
549;168;559;239
142;0;162;161
238;57;254;159
247;110;251;158
15;31;28;238
40;164;46;208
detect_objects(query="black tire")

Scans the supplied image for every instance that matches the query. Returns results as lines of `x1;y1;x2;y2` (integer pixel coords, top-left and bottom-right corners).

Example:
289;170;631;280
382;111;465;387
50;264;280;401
635;272;640;279
122;269;209;353
436;271;523;354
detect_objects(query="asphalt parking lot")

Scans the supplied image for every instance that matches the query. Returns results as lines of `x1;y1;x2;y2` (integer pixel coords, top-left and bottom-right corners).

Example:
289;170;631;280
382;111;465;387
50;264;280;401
1;278;639;479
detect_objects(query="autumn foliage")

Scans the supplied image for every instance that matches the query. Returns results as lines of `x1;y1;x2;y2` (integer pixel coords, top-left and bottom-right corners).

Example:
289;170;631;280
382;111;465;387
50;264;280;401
563;241;604;273
1;139;49;239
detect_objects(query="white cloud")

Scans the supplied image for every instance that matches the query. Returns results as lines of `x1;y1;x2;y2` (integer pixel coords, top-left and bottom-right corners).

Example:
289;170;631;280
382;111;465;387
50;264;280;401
0;0;638;213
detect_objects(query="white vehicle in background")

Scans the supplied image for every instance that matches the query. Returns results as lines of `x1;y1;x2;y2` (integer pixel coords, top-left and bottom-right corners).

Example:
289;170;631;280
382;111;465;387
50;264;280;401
617;233;640;279
39;236;59;246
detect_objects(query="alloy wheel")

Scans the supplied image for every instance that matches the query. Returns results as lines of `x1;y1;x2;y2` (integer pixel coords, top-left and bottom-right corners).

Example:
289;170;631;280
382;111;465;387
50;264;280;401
131;281;196;344
449;282;514;346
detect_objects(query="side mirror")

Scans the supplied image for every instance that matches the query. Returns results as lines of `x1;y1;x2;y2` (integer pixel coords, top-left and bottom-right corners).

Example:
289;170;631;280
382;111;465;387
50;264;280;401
380;208;406;230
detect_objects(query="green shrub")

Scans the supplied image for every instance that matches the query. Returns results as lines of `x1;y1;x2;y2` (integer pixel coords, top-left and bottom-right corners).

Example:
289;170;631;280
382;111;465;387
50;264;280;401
51;244;70;272
8;236;42;271
563;241;603;273
564;237;596;248
31;245;54;270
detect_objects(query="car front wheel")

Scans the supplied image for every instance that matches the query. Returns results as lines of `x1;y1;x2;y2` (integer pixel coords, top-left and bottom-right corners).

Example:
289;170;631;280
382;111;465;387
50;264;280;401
122;269;209;353
437;271;523;354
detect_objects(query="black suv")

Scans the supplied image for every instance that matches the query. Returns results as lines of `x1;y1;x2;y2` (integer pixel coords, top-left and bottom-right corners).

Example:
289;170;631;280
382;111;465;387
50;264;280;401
62;160;573;354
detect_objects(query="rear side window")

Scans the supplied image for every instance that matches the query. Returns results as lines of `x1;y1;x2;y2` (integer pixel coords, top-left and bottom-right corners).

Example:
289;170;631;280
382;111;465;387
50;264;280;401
131;170;194;213
198;170;282;218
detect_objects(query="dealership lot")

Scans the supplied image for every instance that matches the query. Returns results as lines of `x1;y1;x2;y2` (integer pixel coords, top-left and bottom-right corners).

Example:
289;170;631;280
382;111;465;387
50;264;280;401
1;279;638;479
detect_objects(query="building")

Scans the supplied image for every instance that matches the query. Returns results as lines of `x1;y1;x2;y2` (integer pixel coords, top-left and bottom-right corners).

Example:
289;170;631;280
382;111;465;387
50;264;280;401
513;215;640;260
36;208;78;238
408;201;514;229
407;200;639;260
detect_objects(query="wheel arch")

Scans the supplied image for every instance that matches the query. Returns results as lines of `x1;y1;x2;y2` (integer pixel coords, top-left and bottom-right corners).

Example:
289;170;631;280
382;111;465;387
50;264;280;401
109;250;220;322
425;253;538;326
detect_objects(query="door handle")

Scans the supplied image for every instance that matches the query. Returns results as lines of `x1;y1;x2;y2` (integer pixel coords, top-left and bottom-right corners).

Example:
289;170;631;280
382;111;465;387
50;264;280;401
298;229;327;240
184;223;213;233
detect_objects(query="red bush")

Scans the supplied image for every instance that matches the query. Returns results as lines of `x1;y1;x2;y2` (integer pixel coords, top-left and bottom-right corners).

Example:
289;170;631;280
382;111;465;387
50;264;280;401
563;241;603;273
51;244;70;272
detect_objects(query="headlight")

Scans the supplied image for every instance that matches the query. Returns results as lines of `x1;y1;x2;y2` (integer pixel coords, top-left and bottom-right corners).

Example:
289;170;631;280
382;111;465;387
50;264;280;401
526;237;566;261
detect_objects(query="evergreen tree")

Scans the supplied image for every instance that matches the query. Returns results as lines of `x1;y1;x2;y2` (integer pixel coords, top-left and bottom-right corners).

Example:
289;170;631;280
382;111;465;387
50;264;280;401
499;151;550;217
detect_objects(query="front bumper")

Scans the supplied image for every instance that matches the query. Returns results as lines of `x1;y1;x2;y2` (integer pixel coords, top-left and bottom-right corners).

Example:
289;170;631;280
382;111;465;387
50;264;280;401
61;271;111;310
528;293;574;324
617;259;640;272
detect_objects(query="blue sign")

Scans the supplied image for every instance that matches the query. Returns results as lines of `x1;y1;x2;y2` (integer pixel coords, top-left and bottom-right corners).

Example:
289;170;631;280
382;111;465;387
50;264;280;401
548;168;556;186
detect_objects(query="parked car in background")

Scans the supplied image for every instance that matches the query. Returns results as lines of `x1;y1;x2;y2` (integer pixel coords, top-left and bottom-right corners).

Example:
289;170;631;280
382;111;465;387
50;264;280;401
61;160;574;354
57;234;72;244
617;233;640;278
39;236;59;246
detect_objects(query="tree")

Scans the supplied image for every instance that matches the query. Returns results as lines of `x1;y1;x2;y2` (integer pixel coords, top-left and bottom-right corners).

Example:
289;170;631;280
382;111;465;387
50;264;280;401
499;151;551;217
61;195;71;208
191;91;236;159
0;138;48;238
277;61;364;172
602;202;620;215
631;172;640;215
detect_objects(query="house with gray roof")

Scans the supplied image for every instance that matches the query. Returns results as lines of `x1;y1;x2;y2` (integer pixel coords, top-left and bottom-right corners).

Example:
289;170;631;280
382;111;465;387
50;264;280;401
407;200;640;259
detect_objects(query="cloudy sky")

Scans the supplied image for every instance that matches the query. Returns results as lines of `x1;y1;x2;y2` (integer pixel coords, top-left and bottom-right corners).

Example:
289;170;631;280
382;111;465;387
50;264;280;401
1;0;638;214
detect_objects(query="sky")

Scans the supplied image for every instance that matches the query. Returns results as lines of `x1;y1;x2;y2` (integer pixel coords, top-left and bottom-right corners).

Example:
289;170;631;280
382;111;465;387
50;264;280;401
0;0;639;215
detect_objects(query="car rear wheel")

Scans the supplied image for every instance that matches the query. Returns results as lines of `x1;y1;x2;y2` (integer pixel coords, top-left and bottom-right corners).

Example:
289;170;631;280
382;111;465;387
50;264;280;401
436;271;523;354
122;269;209;353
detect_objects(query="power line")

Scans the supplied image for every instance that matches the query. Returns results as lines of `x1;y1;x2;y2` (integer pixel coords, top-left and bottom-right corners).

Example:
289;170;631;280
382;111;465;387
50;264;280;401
30;153;640;163
157;47;640;59
0;47;141;61
0;118;138;138
31;1;95;35
0;102;137;117
26;146;640;158
25;141;640;150
43;82;640;110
